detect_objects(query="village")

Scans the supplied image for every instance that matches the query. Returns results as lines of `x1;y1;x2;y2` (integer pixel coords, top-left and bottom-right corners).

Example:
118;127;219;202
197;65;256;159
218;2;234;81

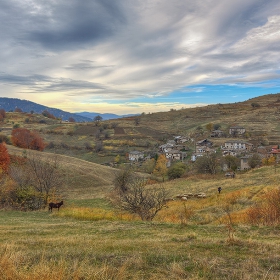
127;125;280;174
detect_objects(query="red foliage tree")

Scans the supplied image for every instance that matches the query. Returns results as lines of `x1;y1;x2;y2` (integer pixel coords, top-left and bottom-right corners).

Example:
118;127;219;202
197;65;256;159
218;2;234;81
0;143;10;173
14;107;23;113
68;117;76;122
0;109;6;119
11;128;46;151
42;110;56;119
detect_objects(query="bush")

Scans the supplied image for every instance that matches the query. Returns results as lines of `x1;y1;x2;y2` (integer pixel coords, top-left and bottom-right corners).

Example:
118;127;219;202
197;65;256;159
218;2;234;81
11;128;46;151
0;134;10;144
168;162;186;179
246;188;280;226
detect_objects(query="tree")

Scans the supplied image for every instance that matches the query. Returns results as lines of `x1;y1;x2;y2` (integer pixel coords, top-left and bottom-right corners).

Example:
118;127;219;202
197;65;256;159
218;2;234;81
42;110;55;119
142;158;156;174
251;102;260;108
94;141;103;152
114;173;168;221
0;109;6;119
248;154;261;169
168;162;186;180
93;115;103;123
134;117;140;126
11;128;46;151
213;123;221;130
68;117;76;122
26;154;63;204
114;168;134;193
195;153;219;174
153;154;168;181
223;155;239;171
0;143;10;174
14;107;23;113
205;123;214;132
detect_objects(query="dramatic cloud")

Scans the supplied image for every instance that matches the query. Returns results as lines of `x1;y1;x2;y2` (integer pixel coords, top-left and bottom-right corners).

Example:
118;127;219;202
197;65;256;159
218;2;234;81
0;0;280;113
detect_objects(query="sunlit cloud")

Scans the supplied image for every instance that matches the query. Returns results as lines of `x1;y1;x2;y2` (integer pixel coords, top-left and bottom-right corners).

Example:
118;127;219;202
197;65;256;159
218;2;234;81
0;0;280;114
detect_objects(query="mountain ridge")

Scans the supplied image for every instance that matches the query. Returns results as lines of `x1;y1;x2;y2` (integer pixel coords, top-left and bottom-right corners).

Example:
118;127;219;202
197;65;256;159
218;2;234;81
0;97;91;122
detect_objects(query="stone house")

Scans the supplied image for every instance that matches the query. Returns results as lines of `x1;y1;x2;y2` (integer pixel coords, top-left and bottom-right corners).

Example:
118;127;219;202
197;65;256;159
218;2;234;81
128;151;144;162
210;130;224;138
165;149;186;161
240;156;250;170
229;126;246;136
223;140;253;151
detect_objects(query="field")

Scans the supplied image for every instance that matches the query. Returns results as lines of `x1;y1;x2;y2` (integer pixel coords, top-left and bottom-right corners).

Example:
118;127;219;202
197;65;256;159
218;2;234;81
2;146;280;279
1;210;280;279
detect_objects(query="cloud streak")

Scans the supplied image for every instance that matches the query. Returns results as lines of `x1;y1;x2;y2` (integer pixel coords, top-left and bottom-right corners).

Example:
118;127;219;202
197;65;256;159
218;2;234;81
0;0;280;113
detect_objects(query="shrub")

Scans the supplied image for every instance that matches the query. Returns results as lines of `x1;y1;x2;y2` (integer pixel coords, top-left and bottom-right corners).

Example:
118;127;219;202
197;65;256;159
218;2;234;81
246;188;280;226
11;128;46;151
168;162;186;179
0;134;10;144
0;143;10;173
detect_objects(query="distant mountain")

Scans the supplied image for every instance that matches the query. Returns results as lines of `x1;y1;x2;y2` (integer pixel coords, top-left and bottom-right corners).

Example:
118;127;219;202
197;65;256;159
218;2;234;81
76;111;138;120
0;97;91;122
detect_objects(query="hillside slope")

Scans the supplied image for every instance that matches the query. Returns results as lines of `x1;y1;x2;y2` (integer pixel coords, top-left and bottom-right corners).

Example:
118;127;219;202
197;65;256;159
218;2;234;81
7;145;118;199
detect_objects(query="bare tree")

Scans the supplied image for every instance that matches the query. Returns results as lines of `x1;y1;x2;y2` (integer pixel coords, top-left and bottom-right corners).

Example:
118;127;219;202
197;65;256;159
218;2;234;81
119;178;168;221
114;168;134;193
26;154;63;204
113;170;168;221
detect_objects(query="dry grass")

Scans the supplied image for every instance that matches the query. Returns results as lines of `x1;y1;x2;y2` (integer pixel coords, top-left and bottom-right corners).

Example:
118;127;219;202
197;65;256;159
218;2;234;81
1;210;280;280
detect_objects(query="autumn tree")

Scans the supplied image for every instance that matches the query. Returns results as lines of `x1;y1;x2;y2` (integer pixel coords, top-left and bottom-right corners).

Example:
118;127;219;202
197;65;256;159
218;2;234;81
142;158;156;174
8;153;63;208
168;162;186;179
223;155;239;171
205;123;214;132
42;110;55;119
11;128;46;151
14;107;23;113
0;109;6;119
248;154;262;168
195;153;219;174
153;154;168;181
114;168;135;193
0;143;10;174
68;117;76;122
94;115;103;124
26;154;63;204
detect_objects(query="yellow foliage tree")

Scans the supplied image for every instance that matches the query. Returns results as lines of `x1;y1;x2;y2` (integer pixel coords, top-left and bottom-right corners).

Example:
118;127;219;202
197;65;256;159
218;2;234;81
205;123;214;132
268;156;276;165
153;154;168;181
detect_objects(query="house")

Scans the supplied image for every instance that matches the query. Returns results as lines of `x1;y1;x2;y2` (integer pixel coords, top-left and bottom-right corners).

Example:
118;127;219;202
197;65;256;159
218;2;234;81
196;146;213;154
174;136;189;144
191;154;203;162
159;143;174;153
128;151;144;162
196;139;213;147
222;150;237;157
223;140;253;151
240;156;250;170
229;126;246;136
210;130;224;138
165;150;186;161
269;145;280;161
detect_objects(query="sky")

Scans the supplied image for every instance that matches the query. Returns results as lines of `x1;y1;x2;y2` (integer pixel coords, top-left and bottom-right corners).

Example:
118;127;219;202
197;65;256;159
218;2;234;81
0;0;280;115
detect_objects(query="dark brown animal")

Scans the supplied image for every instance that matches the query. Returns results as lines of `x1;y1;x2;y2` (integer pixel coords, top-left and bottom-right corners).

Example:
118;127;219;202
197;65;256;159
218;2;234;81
49;201;63;212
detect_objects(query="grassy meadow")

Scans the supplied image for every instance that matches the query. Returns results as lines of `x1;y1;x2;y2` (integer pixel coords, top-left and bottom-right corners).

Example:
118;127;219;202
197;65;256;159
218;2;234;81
1;163;280;279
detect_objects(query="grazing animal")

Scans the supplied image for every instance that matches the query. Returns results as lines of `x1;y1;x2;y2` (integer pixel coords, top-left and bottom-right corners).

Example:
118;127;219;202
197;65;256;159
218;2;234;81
49;201;63;212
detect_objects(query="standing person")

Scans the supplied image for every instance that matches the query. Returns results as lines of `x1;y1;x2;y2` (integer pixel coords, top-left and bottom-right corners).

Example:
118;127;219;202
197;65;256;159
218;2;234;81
218;187;222;194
